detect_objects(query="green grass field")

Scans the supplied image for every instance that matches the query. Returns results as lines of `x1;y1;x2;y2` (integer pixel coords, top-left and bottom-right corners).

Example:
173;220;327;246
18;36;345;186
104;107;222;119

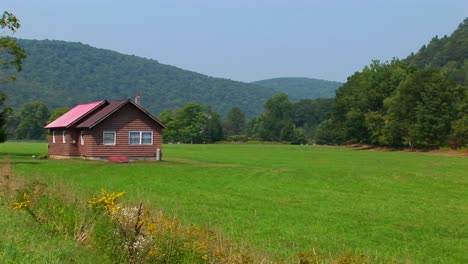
1;142;467;263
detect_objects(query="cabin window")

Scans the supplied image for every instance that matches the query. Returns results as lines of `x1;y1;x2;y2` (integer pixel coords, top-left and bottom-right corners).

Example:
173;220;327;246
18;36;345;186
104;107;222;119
141;132;152;144
129;131;153;145
62;130;66;143
80;131;85;145
103;131;116;145
52;131;56;143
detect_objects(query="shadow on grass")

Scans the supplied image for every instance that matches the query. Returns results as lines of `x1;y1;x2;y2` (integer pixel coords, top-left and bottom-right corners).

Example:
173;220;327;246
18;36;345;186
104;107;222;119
0;159;42;165
10;161;42;165
0;152;44;157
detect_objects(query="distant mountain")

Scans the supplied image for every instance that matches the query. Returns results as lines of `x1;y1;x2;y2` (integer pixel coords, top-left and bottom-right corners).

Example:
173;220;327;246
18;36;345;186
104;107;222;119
2;39;277;118
251;77;342;100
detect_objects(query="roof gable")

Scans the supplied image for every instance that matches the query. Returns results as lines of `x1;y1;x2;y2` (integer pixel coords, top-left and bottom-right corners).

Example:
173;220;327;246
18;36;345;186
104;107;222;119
45;100;106;129
76;99;166;129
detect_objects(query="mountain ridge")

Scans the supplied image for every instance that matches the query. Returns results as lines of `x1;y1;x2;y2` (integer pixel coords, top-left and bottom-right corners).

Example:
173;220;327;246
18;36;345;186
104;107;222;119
251;77;342;100
2;39;339;118
3;39;275;117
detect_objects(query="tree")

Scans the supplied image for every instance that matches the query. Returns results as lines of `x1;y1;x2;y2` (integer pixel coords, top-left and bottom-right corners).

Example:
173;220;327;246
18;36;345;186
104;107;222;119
0;11;26;142
16;101;50;140
292;98;333;142
0;11;26;80
383;68;460;148
47;107;71;124
159;109;176;143
259;93;294;141
0;94;12;141
203;110;223;143
223;106;246;137
160;103;224;144
449;87;468;148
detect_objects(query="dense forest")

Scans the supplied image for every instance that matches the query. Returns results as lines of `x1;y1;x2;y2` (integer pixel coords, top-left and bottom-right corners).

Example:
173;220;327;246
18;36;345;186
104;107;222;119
252;77;342;100
2;39;338;118
2;39;271;118
316;18;468;149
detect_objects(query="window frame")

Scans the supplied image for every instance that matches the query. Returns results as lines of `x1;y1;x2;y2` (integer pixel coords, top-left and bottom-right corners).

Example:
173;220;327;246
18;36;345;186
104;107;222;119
52;131;56;143
62;130;66;143
128;131;153;145
103;131;116;145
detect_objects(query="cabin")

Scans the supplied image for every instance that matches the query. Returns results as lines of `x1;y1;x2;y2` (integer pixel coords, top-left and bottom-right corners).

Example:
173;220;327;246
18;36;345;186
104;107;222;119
44;99;165;161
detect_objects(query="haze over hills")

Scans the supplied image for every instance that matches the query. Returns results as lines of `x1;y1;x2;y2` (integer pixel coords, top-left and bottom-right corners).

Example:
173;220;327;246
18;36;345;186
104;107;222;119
251;77;342;100
2;39;339;118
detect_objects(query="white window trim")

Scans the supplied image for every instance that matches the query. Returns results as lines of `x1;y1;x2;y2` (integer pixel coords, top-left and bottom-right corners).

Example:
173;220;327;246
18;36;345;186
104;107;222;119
129;131;153;145
62;130;66;143
52;131;56;143
80;131;85;145
103;131;116;145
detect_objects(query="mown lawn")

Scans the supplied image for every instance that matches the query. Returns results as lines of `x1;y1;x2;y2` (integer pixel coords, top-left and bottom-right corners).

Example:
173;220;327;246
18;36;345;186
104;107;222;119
1;142;467;263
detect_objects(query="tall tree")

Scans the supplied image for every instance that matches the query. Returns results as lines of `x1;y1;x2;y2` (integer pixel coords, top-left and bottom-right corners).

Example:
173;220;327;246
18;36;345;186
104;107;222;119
0;94;12;141
448;85;468;148
16;101;50;140
203;110;223;143
160;103;224;143
257;93;295;141
0;11;26;142
159;109;176;143
223;106;246;137
383;69;462;148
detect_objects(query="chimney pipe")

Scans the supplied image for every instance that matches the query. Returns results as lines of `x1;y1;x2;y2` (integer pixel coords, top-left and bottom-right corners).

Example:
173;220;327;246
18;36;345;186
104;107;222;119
135;93;141;105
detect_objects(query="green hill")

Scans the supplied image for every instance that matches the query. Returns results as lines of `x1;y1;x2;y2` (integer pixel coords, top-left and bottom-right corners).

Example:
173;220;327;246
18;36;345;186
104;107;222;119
251;77;342;100
405;17;468;85
3;39;277;117
319;17;468;148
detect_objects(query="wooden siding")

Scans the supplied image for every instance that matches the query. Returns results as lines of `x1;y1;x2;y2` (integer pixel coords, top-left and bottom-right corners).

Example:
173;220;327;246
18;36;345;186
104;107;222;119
48;129;81;157
84;104;163;159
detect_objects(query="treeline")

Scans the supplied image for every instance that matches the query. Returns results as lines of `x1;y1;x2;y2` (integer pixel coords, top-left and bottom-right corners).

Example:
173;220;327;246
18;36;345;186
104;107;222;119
4;94;332;145
315;60;467;149
3;101;59;140
159;95;332;144
314;18;468;149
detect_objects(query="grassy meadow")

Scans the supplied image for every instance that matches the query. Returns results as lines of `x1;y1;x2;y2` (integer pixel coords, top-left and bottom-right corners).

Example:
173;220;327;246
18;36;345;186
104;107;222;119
1;142;467;263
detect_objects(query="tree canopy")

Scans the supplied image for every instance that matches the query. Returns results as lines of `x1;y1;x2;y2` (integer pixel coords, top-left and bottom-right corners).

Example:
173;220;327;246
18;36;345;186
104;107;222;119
0;11;26;143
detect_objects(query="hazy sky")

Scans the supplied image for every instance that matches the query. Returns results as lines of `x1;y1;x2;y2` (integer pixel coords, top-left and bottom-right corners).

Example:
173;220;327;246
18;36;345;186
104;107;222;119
3;1;467;82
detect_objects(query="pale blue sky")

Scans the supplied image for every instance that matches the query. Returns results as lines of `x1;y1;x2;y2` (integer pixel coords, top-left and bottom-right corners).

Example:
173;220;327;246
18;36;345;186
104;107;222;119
3;0;467;82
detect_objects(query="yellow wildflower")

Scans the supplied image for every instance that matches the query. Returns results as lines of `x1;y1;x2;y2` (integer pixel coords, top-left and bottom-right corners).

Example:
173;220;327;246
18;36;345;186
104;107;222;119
13;192;32;209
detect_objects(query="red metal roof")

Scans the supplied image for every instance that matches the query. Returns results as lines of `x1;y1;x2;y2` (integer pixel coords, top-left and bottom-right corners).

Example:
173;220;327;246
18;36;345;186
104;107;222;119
45;100;106;129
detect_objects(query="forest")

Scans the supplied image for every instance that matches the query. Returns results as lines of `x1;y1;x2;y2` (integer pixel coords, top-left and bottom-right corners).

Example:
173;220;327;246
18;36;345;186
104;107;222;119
1;39;338;118
315;18;468;149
